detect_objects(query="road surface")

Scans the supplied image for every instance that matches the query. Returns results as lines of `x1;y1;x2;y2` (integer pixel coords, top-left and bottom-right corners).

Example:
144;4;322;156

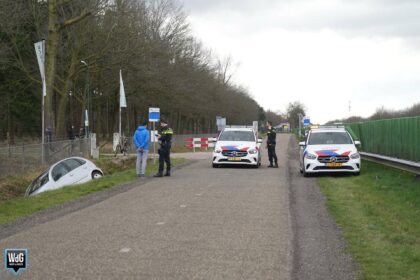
0;134;356;279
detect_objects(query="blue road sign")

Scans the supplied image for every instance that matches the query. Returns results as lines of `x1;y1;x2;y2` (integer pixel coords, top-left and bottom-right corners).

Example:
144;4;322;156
149;108;160;122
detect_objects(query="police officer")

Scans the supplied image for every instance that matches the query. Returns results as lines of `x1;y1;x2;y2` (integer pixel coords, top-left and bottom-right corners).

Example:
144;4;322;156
266;121;278;168
154;119;173;177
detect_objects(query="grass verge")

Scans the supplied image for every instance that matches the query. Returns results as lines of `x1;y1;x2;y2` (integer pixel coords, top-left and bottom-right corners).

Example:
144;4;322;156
318;160;420;279
0;157;187;226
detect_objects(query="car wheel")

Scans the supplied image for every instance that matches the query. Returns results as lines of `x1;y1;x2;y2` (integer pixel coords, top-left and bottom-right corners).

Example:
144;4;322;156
212;163;219;168
92;170;103;179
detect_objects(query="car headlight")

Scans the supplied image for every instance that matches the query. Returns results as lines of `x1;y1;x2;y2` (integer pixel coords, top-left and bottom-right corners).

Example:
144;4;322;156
248;148;257;154
214;148;222;153
304;152;317;160
350;152;360;159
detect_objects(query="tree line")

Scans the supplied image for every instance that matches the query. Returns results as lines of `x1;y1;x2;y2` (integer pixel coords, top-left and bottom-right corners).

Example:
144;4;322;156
0;0;265;143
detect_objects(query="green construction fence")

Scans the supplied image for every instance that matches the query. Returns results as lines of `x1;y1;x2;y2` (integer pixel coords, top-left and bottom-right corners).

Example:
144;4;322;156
345;116;420;162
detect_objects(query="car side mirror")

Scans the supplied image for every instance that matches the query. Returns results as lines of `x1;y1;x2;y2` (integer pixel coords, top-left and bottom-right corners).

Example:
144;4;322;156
257;138;263;144
299;141;306;147
354;140;361;146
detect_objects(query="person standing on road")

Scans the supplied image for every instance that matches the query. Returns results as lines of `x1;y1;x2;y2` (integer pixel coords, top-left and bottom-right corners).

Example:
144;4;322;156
154;119;173;177
266;121;278;168
133;122;149;177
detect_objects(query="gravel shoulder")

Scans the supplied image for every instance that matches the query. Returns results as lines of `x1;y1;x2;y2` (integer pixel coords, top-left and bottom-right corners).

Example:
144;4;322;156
287;135;358;280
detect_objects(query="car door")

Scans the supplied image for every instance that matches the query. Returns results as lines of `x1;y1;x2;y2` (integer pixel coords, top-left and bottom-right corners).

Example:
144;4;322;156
51;162;71;189
62;158;88;184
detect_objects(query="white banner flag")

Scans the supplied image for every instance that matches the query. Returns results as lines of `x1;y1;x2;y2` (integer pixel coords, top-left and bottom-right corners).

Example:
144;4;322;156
119;69;127;108
34;40;46;97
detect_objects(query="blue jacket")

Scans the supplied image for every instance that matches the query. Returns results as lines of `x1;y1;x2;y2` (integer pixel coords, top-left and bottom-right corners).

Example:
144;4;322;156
133;126;149;150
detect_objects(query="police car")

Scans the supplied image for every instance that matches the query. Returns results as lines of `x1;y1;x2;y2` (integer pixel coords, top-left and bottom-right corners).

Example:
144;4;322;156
212;126;262;168
299;126;361;176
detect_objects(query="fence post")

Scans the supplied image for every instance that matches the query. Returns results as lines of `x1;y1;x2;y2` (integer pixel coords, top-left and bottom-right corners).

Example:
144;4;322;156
22;145;25;173
8;143;11;175
70;140;74;156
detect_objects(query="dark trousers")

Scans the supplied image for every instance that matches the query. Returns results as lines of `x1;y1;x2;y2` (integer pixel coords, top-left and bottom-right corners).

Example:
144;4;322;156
158;146;171;173
268;144;278;164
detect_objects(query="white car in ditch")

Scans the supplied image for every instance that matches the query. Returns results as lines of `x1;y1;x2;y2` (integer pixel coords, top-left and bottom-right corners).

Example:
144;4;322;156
212;126;262;168
299;127;361;176
25;157;103;196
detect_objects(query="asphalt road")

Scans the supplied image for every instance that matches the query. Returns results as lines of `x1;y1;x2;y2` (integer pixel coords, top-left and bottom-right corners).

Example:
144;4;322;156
0;134;356;279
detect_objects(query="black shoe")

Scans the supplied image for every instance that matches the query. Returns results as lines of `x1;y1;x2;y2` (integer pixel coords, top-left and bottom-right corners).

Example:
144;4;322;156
274;163;279;168
268;164;274;168
154;173;163;177
164;172;171;177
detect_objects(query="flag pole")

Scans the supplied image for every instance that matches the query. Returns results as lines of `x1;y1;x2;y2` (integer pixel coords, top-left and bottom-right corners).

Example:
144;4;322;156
42;90;45;164
119;69;127;139
35;39;46;165
119;104;122;138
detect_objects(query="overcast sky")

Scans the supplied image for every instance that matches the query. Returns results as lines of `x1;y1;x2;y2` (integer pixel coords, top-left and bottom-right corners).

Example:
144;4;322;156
181;0;420;124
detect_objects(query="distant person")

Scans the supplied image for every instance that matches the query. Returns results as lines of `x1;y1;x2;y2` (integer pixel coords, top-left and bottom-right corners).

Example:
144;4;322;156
68;125;75;140
133;122;149;177
46;127;52;143
154;119;173;177
266;121;278;168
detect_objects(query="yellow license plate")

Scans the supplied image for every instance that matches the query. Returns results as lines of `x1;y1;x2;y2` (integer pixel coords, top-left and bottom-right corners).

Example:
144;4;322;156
228;157;242;161
326;163;342;167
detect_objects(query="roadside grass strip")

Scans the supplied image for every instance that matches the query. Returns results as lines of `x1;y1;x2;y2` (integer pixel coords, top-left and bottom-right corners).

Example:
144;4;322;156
318;160;420;280
0;157;187;225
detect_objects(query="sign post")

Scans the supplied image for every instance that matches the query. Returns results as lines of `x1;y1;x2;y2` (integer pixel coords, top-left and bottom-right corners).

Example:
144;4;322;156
149;108;160;164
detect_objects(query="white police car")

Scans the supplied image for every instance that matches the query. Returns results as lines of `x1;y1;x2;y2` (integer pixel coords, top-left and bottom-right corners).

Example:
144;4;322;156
299;127;361;176
212;126;262;168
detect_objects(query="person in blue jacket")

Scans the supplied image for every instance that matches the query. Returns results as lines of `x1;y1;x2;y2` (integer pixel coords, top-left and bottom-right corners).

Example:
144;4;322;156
133;122;149;177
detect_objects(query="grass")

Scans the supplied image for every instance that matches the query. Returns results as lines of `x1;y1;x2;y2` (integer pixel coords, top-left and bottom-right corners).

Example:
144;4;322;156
318;160;420;280
0;157;187;225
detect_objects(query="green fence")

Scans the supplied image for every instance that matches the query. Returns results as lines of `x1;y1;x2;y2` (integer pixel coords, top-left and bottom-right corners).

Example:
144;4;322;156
345;116;420;162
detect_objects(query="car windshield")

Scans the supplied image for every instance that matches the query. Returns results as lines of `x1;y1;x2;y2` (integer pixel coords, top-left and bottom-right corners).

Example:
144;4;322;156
308;132;353;145
26;171;49;196
219;131;255;142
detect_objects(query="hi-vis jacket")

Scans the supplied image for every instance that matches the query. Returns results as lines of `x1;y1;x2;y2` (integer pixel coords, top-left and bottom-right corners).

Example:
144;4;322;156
158;126;173;147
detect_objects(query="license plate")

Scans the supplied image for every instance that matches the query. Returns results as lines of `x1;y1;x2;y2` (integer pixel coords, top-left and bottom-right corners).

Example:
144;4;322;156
228;157;242;161
326;162;342;167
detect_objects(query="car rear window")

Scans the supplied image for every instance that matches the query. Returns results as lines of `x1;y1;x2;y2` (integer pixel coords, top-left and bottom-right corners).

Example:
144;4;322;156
219;131;255;141
308;132;353;145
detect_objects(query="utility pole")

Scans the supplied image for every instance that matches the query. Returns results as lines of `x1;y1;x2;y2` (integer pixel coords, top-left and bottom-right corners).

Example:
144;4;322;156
81;60;90;138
